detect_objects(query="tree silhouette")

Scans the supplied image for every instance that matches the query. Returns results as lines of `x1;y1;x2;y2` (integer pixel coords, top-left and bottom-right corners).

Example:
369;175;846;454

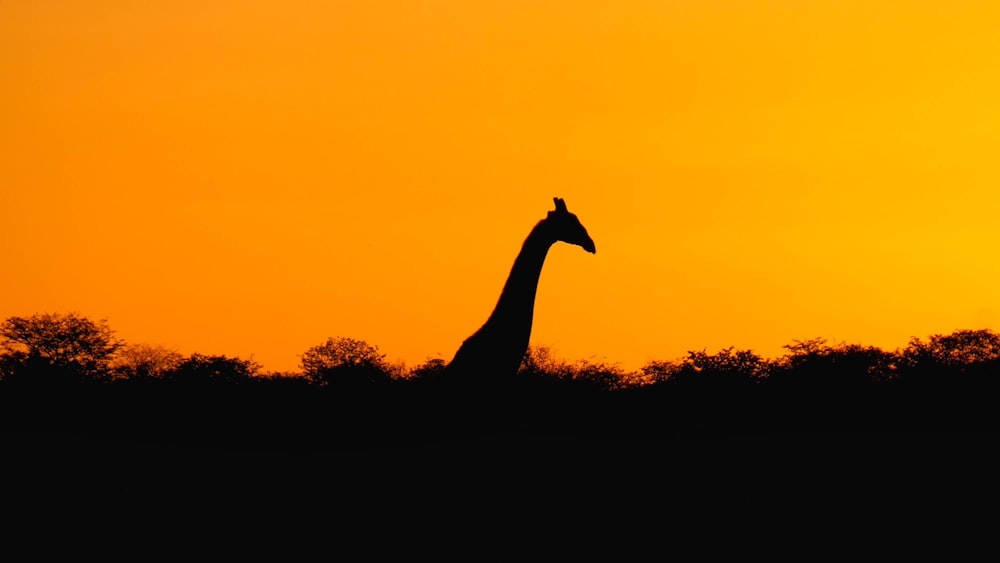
165;353;261;385
0;312;122;384
901;329;1000;368
110;343;184;381
897;329;1000;392
567;359;630;391
671;347;768;389
300;336;392;387
770;338;895;389
409;358;448;381
640;359;681;385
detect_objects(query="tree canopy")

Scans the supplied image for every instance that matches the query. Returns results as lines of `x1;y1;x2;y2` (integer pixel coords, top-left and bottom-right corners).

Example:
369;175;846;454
0;312;122;381
300;336;392;387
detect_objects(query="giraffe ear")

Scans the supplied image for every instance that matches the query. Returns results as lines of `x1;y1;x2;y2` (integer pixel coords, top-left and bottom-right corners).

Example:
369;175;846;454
553;197;567;213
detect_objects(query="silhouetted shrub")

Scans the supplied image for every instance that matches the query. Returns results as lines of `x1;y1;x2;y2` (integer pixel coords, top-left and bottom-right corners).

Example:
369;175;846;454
640;360;681;385
408;358;448;381
897;329;1000;389
768;338;895;390
109;343;184;381
300;336;392;388
568;359;632;391
517;346;574;380
164;353;261;385
669;347;768;390
905;329;1000;365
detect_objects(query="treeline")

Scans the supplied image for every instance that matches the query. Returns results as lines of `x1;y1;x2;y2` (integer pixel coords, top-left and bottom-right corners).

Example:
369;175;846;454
1;312;999;449
3;311;1000;391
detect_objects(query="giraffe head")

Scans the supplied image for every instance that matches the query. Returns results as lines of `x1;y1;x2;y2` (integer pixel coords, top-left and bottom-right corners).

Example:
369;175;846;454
546;197;596;254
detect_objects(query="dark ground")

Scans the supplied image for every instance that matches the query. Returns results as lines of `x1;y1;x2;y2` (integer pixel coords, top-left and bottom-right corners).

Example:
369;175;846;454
3;429;995;556
1;385;996;557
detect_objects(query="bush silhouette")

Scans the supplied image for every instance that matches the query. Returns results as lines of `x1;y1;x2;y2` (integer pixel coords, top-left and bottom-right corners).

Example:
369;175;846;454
897;329;1000;388
408;358;448;381
110;343;184;381
768;338;895;390
165;353;261;386
669;347;768;390
300;336;392;388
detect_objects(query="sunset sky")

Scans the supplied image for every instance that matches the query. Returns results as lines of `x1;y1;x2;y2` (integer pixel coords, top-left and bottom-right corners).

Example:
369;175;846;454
3;1;1000;374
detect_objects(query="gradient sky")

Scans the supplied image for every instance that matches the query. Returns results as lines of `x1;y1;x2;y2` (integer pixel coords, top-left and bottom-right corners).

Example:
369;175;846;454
3;1;1000;373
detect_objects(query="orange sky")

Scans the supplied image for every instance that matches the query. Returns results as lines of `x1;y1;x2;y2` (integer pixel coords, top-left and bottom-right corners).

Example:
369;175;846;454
3;1;1000;373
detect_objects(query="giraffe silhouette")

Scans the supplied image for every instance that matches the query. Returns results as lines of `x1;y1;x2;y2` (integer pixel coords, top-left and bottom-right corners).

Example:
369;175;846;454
445;197;596;383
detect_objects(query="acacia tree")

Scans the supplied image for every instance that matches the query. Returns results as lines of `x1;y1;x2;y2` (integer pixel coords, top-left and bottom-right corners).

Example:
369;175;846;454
300;336;392;387
110;343;184;381
897;328;1000;388
0;312;122;382
901;329;1000;368
673;347;769;388
165;353;262;385
772;338;896;388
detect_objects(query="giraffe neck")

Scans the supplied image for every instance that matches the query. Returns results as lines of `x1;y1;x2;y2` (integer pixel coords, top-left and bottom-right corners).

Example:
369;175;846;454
481;219;555;336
